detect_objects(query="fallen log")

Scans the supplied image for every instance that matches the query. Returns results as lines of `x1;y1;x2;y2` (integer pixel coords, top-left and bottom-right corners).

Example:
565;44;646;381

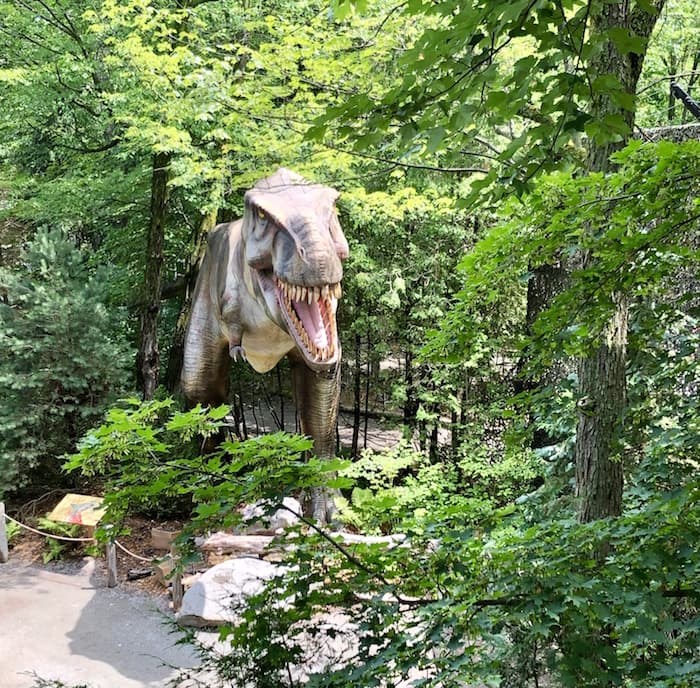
330;532;406;546
195;533;275;556
194;531;407;556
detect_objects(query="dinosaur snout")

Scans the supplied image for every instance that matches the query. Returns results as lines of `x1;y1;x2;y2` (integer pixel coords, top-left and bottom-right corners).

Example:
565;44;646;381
272;228;344;287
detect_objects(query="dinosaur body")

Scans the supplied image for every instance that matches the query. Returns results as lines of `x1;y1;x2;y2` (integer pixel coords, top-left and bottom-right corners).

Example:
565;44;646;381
181;168;348;521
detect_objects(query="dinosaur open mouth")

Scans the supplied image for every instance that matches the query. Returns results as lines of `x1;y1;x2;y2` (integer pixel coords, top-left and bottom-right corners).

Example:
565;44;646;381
274;276;341;365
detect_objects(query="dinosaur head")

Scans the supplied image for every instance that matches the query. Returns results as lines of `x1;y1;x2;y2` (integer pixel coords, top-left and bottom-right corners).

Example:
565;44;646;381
242;168;348;372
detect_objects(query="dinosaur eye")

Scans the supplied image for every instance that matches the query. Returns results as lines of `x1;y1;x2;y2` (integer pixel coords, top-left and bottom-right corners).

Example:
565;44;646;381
257;208;266;220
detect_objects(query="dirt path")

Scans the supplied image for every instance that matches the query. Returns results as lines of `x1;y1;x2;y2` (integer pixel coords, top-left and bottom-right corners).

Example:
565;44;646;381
0;558;197;688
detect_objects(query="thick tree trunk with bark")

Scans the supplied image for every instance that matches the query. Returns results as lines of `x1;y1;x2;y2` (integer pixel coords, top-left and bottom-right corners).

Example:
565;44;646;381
575;293;628;522
136;151;170;400
520;260;570;449
575;1;664;523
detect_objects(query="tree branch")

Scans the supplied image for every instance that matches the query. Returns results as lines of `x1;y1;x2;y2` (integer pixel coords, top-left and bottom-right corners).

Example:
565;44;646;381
0;23;67;57
54;139;121;154
319;142;488;175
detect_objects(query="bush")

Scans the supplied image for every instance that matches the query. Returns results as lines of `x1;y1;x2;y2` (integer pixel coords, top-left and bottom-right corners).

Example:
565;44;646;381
337;441;542;535
64;398;335;530
0;229;131;497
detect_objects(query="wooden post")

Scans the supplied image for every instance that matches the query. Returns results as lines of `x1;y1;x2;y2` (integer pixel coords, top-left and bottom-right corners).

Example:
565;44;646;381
171;570;184;611
105;525;117;587
170;542;183;611
106;542;118;587
0;502;9;564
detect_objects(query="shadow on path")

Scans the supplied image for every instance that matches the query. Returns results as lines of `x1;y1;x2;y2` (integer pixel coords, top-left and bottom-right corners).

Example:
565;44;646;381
0;559;197;688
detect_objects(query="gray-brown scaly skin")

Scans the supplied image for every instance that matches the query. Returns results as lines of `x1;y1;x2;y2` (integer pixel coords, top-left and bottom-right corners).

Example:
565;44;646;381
181;168;348;523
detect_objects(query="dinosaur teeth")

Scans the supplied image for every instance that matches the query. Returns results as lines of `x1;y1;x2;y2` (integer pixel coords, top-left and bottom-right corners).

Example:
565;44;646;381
277;277;341;363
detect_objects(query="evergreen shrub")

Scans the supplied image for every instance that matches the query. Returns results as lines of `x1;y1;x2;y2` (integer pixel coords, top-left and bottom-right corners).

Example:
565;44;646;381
0;229;130;497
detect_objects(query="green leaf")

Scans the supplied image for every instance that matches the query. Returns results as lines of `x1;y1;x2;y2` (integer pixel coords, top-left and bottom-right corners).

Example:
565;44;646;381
607;27;647;55
208;405;230;421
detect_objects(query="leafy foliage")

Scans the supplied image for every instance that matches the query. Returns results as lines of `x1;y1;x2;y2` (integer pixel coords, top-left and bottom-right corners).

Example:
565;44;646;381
144;429;697;688
0;229;130;497
428;140;700;365
637;0;700;126
337;440;541;535
65;398;344;530
137;138;698;688
35;517;87;564
317;0;668;199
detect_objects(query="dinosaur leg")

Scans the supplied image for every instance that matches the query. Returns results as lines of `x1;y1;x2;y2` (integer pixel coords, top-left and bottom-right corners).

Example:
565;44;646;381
289;350;341;524
182;313;231;407
181;256;232;451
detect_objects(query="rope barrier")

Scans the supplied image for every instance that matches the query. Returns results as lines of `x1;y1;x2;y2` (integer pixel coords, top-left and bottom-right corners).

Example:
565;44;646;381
114;540;155;563
4;512;160;564
4;513;95;542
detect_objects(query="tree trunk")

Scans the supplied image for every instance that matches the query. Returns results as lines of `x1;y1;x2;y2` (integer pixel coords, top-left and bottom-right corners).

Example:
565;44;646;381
575;1;664;523
164;209;218;394
519;260;570;450
363;333;371;450
351;330;361;457
403;349;418;436
576;293;628;522
136;151;170;400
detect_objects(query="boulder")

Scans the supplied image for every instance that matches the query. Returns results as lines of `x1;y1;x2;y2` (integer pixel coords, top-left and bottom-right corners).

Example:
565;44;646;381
177;557;280;628
239;496;301;534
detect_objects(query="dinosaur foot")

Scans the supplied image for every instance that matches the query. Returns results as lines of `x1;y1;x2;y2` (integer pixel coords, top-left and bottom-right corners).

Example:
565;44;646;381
308;487;341;529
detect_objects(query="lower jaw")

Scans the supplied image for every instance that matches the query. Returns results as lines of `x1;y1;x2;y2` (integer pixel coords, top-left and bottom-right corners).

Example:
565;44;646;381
256;272;340;369
289;326;338;369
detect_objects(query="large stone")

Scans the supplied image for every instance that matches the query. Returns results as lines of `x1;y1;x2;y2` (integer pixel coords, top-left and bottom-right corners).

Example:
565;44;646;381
239;496;301;534
288;611;358;681
177;557;280;628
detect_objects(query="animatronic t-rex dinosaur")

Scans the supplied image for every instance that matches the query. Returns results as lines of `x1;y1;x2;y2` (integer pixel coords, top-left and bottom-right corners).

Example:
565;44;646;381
181;168;348;523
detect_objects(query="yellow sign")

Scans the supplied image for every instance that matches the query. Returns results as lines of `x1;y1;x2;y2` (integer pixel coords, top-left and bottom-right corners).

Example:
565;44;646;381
48;494;106;527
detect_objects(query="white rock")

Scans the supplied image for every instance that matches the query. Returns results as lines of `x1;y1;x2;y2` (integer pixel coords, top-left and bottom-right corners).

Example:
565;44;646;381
177;557;280;628
239;497;301;534
288;611;358;681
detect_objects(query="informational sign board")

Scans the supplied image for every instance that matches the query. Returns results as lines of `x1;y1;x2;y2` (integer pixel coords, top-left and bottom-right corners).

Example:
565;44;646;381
48;494;106;527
